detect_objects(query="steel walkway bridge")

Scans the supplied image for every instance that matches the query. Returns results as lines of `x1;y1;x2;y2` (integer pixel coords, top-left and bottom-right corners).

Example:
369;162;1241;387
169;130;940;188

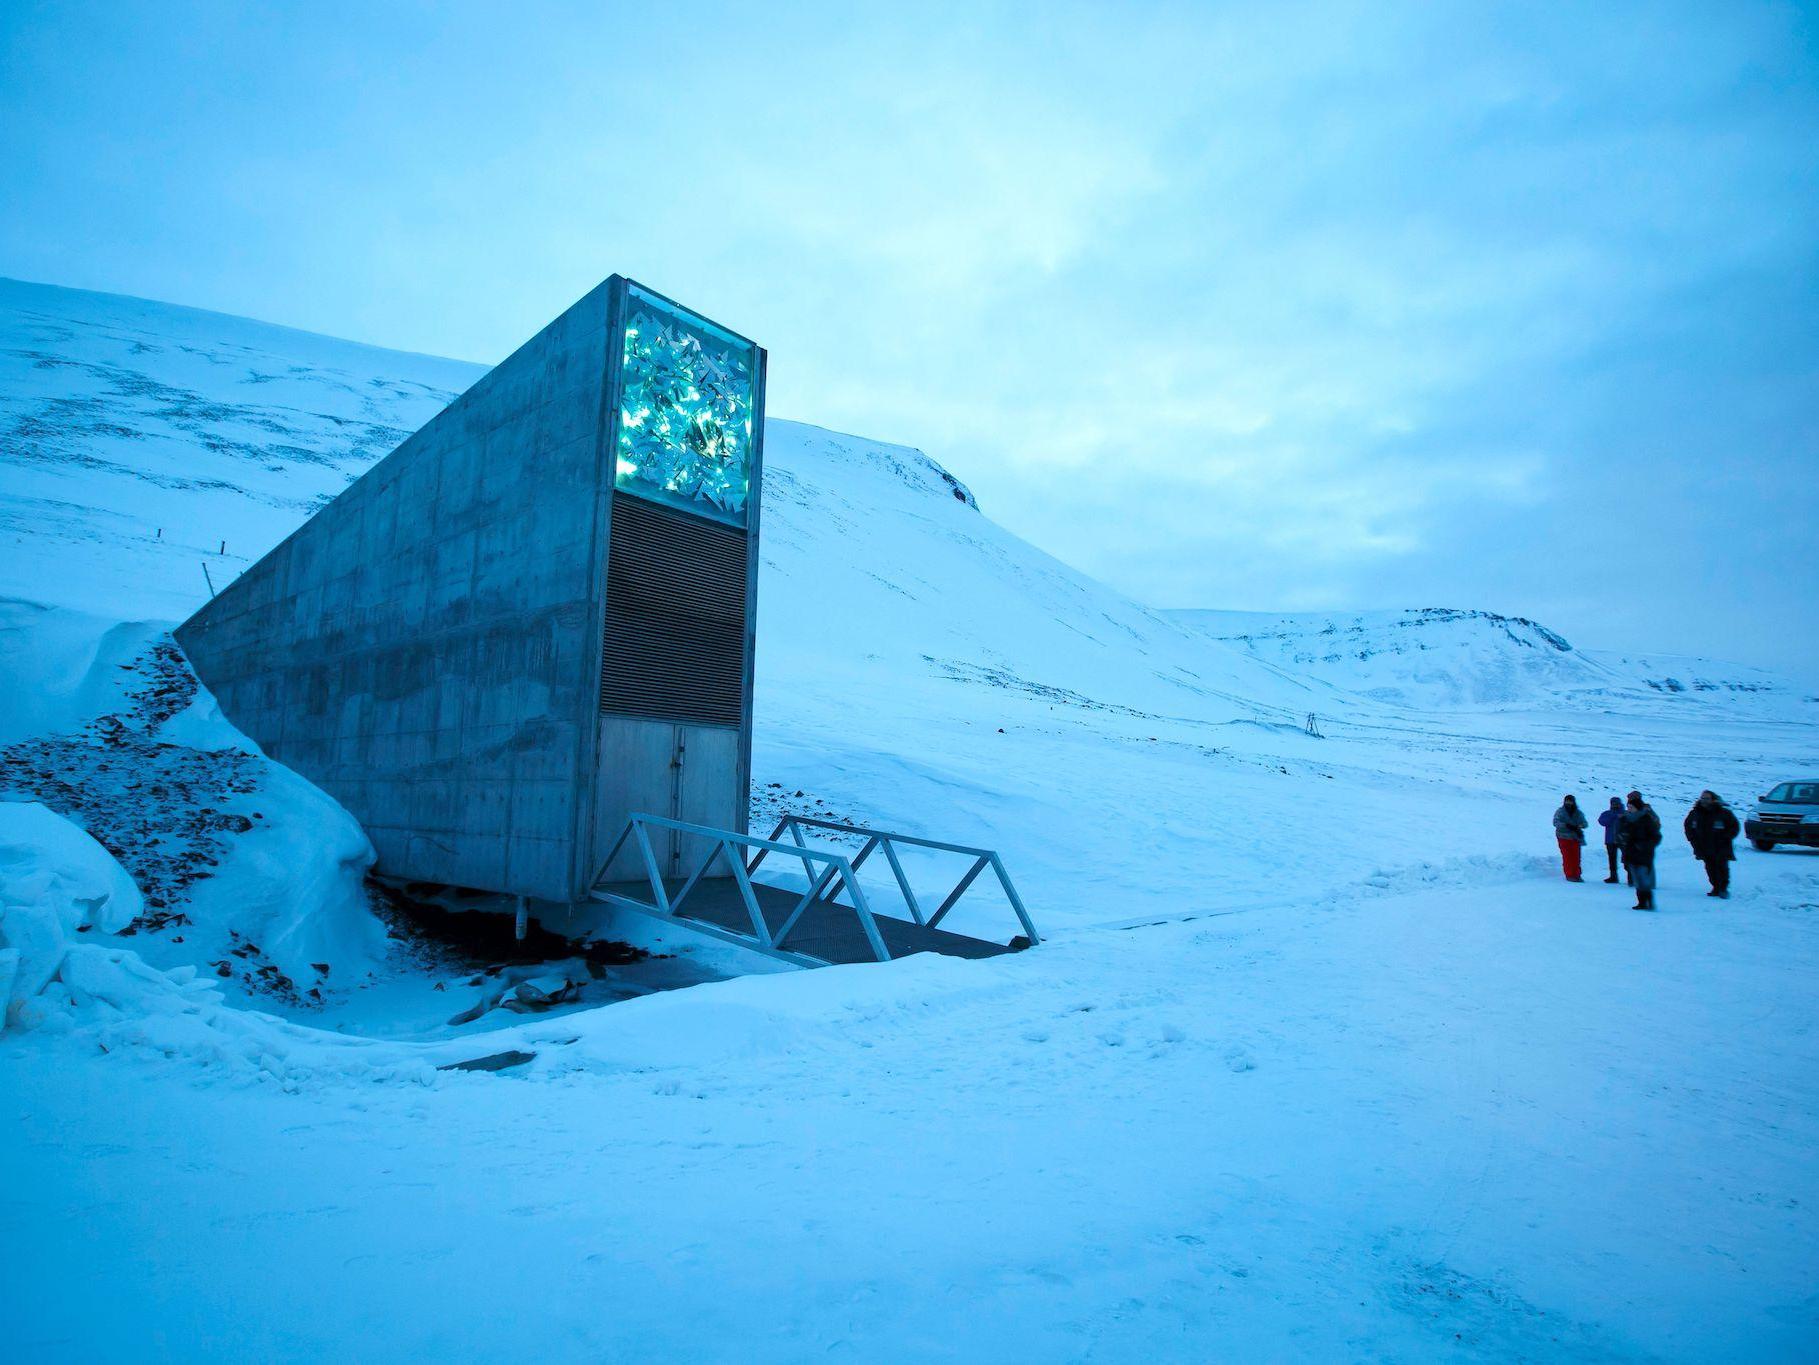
589;813;1039;968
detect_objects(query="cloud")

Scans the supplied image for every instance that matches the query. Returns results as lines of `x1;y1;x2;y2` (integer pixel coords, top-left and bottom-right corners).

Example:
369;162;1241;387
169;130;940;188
1;0;1812;670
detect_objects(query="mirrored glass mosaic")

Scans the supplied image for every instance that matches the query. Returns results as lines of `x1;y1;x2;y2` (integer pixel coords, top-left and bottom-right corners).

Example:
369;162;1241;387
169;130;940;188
613;286;757;526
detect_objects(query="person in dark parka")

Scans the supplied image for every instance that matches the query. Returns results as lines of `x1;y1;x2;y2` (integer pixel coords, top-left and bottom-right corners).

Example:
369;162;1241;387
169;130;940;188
1618;791;1663;910
1596;796;1627;884
1684;790;1740;899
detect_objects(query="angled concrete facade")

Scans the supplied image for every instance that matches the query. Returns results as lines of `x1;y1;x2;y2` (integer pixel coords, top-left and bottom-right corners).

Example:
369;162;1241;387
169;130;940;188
176;276;765;904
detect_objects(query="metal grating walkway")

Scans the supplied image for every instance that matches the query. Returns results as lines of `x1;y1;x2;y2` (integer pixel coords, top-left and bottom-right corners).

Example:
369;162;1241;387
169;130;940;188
594;876;1015;966
589;813;1038;968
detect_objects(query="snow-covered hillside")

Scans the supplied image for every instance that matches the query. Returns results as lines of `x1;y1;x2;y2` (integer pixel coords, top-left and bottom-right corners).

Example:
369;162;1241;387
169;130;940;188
1169;606;1812;712
0;276;478;619
3;277;1817;1360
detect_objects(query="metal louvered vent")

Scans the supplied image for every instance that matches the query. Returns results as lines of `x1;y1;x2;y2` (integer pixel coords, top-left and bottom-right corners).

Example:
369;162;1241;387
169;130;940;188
600;494;748;727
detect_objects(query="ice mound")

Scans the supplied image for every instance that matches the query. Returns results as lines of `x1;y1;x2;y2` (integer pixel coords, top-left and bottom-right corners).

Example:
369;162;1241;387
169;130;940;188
1;800;146;1022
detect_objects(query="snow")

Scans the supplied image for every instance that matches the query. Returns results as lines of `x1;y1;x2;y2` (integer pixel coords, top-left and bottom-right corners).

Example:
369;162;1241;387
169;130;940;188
0;799;223;1044
2;277;1818;1359
6;860;1817;1359
1;802;138;1012
0;276;478;621
0;800;141;933
0;598;388;995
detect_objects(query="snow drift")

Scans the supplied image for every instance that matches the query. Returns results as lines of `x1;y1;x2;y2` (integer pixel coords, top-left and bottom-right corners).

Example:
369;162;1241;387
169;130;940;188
0;598;387;998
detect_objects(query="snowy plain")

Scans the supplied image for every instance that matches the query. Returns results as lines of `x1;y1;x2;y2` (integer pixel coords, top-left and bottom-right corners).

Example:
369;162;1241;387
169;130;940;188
2;277;1817;1361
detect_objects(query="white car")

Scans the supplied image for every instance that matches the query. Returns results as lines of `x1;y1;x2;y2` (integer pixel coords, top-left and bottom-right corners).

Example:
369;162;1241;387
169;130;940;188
1746;780;1819;850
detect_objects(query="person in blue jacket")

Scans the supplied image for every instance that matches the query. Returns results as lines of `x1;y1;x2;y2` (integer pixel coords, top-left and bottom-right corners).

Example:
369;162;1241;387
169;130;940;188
1597;796;1627;884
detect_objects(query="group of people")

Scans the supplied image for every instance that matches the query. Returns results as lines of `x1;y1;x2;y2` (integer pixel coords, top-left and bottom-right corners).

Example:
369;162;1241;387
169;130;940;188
1551;790;1741;911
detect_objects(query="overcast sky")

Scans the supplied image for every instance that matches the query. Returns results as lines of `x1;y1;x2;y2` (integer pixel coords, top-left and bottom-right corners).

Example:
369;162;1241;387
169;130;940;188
3;1;1815;673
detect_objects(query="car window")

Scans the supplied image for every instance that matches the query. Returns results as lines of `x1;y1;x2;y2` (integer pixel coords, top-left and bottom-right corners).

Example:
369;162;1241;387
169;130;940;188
1768;782;1819;802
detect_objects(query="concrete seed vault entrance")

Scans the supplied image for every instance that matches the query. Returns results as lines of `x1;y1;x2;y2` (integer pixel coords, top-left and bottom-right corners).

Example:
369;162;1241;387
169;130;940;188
176;275;1036;967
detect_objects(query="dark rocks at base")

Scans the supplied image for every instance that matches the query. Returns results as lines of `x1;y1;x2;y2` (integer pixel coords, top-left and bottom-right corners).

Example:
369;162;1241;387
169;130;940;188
0;637;260;932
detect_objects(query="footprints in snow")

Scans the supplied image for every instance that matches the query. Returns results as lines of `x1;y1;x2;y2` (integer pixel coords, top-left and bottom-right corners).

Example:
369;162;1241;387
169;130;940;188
1017;1003;1256;1068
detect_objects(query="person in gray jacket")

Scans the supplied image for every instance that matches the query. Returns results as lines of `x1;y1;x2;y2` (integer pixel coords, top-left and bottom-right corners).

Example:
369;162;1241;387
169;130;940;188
1553;794;1589;882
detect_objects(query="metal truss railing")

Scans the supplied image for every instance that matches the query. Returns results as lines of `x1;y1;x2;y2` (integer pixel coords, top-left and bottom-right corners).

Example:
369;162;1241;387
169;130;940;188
591;812;894;962
750;814;1040;947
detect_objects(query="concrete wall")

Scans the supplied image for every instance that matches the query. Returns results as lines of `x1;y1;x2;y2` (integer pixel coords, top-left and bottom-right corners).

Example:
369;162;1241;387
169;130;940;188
177;279;618;902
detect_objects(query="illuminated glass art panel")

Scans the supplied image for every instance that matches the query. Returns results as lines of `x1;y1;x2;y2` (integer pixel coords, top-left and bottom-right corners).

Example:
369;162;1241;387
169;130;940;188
613;285;758;526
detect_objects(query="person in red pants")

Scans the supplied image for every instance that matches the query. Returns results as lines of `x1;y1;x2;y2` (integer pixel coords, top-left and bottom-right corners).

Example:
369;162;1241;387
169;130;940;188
1553;794;1589;881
